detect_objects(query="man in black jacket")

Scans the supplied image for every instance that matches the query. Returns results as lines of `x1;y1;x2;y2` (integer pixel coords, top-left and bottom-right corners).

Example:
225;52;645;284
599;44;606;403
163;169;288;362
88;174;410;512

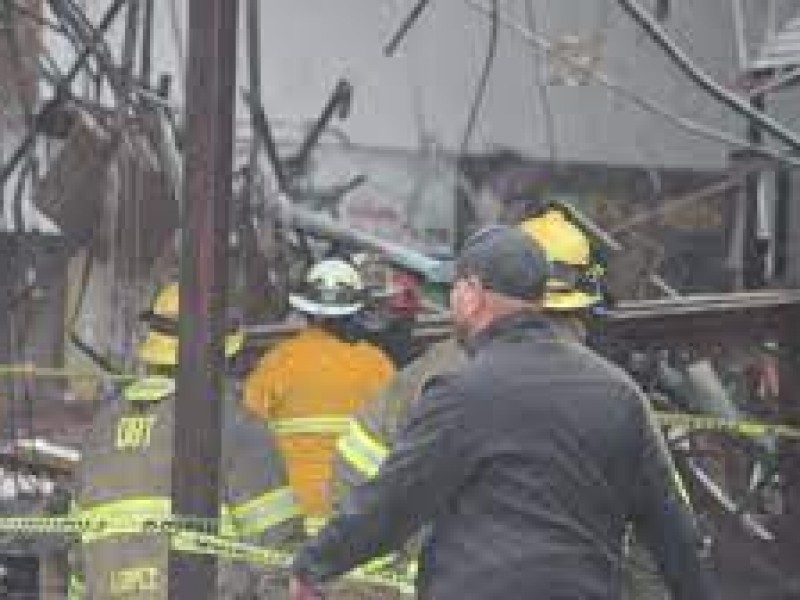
291;226;714;599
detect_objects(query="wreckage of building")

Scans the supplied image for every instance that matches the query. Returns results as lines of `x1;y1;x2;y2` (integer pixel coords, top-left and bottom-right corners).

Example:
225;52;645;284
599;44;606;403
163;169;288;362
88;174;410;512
0;0;800;598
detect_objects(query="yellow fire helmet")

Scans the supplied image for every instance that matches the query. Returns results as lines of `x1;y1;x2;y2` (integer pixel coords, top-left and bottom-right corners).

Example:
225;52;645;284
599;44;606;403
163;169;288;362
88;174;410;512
518;208;604;311
137;282;245;367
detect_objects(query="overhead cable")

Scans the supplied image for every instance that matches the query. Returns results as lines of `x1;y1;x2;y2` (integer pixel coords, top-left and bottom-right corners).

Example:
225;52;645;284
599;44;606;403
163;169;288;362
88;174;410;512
383;0;433;57
459;0;498;156
523;0;557;163
463;0;800;168
616;0;800;152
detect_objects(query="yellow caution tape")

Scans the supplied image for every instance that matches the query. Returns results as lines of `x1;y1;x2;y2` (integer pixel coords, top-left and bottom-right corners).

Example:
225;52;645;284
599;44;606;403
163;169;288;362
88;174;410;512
0;516;415;595
173;531;415;594
0;516;218;535
0;364;135;382
654;411;800;440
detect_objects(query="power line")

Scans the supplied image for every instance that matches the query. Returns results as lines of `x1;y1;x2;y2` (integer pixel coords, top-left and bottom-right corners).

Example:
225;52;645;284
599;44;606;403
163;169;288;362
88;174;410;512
616;0;800;152
455;0;499;248
459;0;499;156
463;0;800;168
523;0;557;163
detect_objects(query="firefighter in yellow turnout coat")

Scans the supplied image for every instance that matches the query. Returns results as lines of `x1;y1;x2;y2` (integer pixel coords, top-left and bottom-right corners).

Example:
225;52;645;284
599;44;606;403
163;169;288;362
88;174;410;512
245;259;395;532
70;283;303;599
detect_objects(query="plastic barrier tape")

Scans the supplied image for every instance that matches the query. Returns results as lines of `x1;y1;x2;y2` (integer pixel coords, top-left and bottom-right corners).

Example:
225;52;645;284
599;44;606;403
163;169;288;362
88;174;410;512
654;411;800;439
0;516;415;595
0;516;218;535
172;531;415;594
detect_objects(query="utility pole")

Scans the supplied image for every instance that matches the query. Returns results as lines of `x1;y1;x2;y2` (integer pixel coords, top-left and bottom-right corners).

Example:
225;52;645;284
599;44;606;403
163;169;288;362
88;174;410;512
170;0;238;598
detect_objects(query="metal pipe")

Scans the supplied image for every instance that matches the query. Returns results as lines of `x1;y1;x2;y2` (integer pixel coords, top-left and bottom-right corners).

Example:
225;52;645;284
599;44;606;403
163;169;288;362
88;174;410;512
687;458;775;541
281;200;453;283
169;0;238;597
288;79;353;171
242;90;288;192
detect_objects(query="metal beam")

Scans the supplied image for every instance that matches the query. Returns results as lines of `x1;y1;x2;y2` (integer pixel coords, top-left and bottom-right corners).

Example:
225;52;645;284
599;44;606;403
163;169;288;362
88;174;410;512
169;0;238;598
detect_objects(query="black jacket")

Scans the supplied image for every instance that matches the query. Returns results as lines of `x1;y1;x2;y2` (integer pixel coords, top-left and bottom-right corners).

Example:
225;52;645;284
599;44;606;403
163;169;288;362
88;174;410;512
293;312;713;599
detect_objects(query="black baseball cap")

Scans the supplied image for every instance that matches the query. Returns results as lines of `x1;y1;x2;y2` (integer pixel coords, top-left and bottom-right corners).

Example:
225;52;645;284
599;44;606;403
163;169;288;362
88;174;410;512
455;225;550;302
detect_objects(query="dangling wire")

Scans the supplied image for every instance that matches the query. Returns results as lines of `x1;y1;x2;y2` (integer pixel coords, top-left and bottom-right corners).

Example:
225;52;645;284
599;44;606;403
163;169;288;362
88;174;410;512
454;0;498;248
458;0;498;157
523;0;557;164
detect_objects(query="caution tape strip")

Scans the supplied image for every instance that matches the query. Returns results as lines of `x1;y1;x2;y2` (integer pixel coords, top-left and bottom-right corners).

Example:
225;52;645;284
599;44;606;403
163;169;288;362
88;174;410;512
654;411;800;439
0;516;218;535
0;516;415;594
172;531;415;593
0;364;135;382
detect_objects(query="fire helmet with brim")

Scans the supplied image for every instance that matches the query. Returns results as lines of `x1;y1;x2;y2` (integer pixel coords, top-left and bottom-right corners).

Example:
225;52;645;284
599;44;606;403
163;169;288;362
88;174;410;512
518;208;604;311
289;259;365;317
137;283;245;366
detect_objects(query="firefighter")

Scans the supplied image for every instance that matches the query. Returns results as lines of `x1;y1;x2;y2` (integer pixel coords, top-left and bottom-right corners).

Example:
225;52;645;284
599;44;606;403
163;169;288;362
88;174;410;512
70;283;303;599
523;208;694;600
331;206;690;599
244;258;395;533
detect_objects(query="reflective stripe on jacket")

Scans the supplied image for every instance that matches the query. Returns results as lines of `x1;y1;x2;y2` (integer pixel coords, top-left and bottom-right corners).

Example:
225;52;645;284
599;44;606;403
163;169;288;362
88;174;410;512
332;338;465;505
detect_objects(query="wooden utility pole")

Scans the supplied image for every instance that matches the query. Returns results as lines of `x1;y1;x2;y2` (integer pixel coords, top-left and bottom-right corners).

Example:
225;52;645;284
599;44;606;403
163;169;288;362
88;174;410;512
170;0;238;597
